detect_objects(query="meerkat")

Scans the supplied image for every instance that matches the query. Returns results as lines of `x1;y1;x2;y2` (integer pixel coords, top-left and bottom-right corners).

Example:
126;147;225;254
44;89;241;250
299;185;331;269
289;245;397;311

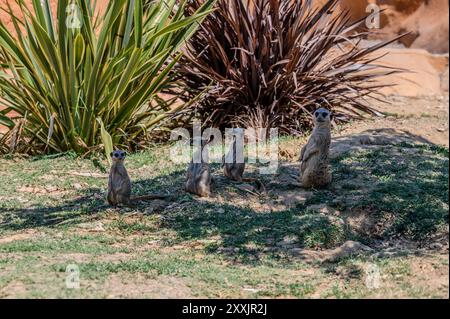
223;130;245;182
107;150;168;206
299;108;333;188
223;131;265;192
108;150;132;206
185;137;213;197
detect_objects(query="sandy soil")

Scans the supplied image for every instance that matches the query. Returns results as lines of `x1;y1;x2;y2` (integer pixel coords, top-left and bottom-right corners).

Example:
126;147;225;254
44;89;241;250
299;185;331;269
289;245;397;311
338;95;449;147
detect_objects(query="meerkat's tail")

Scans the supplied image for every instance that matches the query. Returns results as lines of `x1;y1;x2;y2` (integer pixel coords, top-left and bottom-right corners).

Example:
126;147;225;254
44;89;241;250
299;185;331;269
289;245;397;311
131;194;169;201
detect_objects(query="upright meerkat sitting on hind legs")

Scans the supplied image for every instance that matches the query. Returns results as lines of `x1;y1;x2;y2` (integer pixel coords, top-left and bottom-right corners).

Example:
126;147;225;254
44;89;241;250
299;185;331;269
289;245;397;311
223;129;245;181
299;108;333;188
223;128;265;191
107;150;132;206
107;150;168;206
185;137;213;197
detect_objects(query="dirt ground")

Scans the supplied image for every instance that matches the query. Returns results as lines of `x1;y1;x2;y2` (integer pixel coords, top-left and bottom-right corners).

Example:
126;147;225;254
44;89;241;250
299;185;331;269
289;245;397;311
0;92;448;298
338;95;449;147
0;0;448;299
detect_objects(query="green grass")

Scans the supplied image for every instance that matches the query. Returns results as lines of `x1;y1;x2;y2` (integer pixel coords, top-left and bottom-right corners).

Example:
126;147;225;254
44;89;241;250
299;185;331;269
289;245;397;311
0;138;448;298
330;145;449;240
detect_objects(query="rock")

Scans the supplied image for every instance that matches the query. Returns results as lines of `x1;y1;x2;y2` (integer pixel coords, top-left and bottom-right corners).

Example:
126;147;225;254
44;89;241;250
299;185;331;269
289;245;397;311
323;241;372;263
91;223;106;232
358;135;385;146
306;204;339;215
276;172;300;184
77;221;105;232
73;183;83;190
330;143;354;159
145;200;167;214
242;288;259;293
289;248;322;263
218;247;239;254
327;216;345;226
275;190;313;208
276;235;299;248
45;185;58;192
290;241;372;264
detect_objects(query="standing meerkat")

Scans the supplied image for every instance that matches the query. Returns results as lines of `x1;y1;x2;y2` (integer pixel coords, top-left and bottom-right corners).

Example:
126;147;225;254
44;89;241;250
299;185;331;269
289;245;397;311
223;130;265;191
185;138;213;197
223;129;245;182
107;150;168;206
299;108;333;188
108;150;132;206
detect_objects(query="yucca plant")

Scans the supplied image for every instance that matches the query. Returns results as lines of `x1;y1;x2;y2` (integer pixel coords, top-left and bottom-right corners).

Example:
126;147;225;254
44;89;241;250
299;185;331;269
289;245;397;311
0;112;13;128
0;0;215;154
174;0;401;134
0;111;14;153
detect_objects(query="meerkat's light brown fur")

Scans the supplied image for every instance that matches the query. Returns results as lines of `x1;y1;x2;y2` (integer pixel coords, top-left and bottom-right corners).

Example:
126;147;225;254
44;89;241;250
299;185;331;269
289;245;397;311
107;150;168;206
223;132;265;192
223;131;245;182
300;108;332;188
108;150;132;206
185;138;213;197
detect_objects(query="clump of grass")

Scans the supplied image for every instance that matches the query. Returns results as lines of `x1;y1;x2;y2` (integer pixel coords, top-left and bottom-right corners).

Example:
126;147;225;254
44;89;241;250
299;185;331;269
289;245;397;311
332;146;449;240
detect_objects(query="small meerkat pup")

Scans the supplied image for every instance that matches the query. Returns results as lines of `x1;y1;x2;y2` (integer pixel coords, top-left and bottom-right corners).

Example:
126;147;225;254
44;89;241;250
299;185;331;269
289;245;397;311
107;150;168;206
108;150;132;206
299;108;333;188
185;137;213;197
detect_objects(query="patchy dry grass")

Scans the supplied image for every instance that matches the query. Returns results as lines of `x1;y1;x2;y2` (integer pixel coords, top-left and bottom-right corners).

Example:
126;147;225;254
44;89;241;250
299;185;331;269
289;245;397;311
0;133;448;298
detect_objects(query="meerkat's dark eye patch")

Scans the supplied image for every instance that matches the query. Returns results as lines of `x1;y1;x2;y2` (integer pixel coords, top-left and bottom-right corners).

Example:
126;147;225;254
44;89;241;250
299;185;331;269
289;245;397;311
322;111;329;117
315;112;320;118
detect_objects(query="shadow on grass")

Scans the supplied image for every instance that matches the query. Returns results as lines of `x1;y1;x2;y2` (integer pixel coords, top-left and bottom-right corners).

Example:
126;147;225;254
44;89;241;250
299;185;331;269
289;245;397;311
331;143;448;240
332;128;434;146
1;129;448;261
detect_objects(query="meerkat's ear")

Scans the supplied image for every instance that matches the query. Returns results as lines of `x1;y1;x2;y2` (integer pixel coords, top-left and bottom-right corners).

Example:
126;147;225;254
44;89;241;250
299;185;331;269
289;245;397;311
110;152;113;157
123;152;127;156
330;112;334;121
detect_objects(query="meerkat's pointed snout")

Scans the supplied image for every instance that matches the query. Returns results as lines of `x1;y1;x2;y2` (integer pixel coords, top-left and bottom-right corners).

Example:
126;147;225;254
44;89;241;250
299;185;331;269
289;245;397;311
313;108;332;124
111;150;127;163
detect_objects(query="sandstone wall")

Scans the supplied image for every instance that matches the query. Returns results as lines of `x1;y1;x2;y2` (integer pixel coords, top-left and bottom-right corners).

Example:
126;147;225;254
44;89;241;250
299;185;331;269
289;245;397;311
337;0;449;54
